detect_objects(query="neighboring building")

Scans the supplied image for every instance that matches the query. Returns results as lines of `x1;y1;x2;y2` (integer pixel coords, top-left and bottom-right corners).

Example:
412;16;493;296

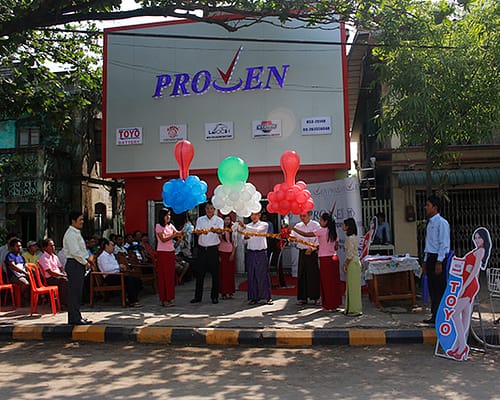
348;32;500;266
0;115;124;246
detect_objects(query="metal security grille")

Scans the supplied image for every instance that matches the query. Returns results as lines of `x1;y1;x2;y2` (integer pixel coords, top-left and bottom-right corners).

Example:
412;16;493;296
416;188;500;267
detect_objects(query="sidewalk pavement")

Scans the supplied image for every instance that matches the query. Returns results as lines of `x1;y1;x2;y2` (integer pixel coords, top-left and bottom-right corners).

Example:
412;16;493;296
0;276;439;346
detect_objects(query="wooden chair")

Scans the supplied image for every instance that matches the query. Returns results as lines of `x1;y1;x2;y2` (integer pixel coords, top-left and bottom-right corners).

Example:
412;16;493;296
25;263;60;315
89;264;126;307
0;267;16;311
129;261;157;293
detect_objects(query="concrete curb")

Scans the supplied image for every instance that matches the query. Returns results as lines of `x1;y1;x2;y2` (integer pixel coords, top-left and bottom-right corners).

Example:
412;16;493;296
0;325;440;346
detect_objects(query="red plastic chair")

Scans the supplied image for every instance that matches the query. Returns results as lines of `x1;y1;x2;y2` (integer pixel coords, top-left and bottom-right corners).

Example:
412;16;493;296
25;263;60;315
0;269;16;311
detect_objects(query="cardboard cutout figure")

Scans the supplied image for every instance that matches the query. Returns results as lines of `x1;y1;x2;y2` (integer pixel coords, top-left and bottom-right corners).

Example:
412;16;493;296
435;227;492;361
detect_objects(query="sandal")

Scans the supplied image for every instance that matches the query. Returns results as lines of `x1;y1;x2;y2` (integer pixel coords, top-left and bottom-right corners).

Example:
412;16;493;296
266;299;274;305
296;300;307;306
248;300;258;305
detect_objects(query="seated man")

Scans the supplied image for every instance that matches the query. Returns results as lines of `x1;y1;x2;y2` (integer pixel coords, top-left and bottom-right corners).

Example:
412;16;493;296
4;238;30;303
175;255;191;284
38;238;68;307
97;238;143;307
23;240;40;265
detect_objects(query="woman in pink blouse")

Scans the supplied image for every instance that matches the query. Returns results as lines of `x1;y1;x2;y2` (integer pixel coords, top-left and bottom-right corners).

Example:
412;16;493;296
156;208;182;307
218;215;237;299
293;213;341;311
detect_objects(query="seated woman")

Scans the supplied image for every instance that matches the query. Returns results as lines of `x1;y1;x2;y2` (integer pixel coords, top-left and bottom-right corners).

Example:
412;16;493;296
97;238;144;307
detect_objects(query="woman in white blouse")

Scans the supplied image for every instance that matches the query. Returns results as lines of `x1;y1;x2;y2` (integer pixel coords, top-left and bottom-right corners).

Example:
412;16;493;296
342;218;362;316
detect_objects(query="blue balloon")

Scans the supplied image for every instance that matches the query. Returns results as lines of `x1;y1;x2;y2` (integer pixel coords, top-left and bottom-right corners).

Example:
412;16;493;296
162;175;207;213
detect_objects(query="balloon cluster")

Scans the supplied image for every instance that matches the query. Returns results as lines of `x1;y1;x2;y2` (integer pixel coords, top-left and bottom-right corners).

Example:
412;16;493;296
266;151;314;215
212;156;262;217
162;140;208;214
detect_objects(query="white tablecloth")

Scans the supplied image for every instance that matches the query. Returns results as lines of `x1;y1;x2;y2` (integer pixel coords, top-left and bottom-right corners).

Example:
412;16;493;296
362;256;422;280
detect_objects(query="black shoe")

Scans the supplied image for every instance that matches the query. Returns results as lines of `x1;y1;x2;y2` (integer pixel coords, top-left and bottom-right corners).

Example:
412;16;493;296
190;298;201;303
72;319;93;326
212;298;219;304
422;318;435;324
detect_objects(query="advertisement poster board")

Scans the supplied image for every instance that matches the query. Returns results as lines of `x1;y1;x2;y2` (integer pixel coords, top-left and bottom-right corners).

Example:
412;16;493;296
435;227;492;361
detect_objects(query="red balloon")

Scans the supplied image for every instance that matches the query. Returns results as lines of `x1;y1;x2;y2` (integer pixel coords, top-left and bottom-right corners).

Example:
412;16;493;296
296;181;307;190
267;202;278;213
268;191;277;202
174;140;194;180
275;190;285;201
280;151;300;187
303;198;314;212
291;201;301;215
296;191;308;204
278;206;289;216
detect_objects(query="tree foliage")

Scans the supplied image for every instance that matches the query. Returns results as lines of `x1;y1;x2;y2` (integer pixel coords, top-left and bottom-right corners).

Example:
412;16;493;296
0;0;379;37
0;0;382;142
372;0;500;194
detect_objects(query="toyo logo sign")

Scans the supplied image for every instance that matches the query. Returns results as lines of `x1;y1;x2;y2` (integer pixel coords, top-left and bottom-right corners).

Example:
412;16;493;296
153;46;290;98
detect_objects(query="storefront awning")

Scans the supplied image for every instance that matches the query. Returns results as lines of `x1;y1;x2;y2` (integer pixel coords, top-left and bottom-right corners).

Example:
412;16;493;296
396;168;500;187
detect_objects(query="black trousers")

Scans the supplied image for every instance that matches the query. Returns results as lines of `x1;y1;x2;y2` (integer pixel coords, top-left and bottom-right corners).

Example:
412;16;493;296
426;253;448;318
297;249;320;301
65;258;85;324
104;275;143;304
194;245;219;301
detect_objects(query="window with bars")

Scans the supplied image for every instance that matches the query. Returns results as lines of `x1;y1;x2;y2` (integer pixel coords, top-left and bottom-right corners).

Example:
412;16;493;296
416;188;500;268
18;126;40;146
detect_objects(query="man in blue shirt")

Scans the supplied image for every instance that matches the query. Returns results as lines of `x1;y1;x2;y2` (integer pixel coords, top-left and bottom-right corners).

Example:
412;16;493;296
422;195;450;324
374;212;391;244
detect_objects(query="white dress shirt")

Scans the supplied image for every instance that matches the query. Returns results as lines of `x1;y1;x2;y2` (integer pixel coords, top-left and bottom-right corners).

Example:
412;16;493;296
196;215;224;247
245;220;268;251
97;251;121;276
291;220;320;250
62;225;88;266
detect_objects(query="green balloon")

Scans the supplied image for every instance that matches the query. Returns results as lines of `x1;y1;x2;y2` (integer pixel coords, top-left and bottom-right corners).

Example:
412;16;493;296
218;156;249;185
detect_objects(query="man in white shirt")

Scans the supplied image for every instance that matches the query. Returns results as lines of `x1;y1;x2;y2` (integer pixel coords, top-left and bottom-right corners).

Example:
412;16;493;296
240;211;273;305
191;201;223;304
290;211;320;305
97;238;143;307
63;211;92;325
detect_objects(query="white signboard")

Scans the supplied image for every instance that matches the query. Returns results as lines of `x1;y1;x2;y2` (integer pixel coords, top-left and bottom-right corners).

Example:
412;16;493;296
204;121;234;141
301;116;332;135
104;17;349;175
159;124;188;143
252;119;282;138
116;127;143;145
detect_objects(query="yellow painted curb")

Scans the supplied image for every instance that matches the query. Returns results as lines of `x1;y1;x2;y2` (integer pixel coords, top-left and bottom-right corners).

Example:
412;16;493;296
13;326;44;340
276;330;313;346
72;325;105;342
205;329;239;345
422;329;437;344
349;329;386;345
137;327;172;344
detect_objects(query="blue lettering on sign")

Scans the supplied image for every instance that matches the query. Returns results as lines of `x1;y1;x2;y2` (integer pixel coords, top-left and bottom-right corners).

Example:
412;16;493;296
153;65;290;98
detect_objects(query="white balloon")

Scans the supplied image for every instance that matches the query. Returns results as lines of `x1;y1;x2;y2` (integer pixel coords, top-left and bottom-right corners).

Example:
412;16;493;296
250;201;262;213
212;195;225;210
245;183;256;195
228;190;240;202
240;189;252;201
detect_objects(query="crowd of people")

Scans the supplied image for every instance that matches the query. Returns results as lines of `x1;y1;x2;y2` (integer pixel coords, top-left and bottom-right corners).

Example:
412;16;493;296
10;197;470;325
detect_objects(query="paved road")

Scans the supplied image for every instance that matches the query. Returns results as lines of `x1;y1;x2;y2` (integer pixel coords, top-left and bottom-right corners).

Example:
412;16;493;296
0;342;498;400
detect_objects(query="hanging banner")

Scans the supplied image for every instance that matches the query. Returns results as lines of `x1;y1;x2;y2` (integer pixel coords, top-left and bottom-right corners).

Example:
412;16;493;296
284;177;362;280
435;227;492;361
